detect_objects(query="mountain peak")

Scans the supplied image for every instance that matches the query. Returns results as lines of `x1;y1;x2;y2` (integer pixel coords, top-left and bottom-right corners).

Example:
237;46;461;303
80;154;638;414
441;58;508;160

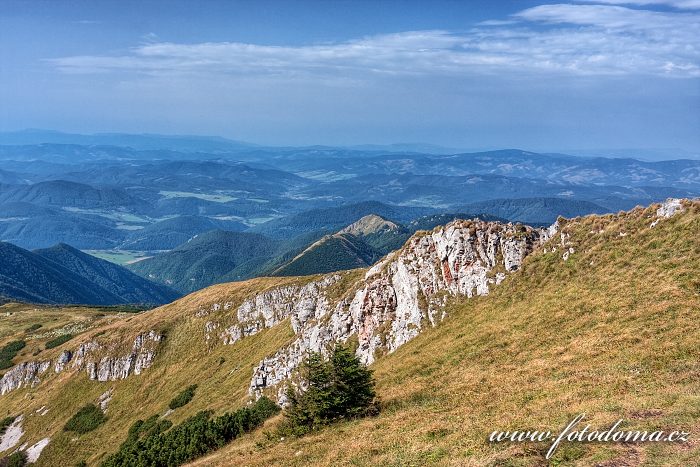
338;214;399;237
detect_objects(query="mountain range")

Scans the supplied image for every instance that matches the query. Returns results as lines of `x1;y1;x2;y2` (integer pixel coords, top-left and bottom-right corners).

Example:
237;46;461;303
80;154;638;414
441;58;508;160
0;140;698;255
0;199;696;466
0;242;178;305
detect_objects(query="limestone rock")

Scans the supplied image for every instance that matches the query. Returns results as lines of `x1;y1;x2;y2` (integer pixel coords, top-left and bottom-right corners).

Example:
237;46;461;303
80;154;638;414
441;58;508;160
656;198;684;218
0;361;51;395
54;350;72;373
249;219;550;401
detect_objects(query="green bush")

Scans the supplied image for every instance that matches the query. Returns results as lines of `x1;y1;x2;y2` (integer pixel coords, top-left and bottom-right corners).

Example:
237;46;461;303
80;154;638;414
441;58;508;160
0;416;15;436
5;451;27;467
24;324;42;333
281;344;378;435
0;340;26;370
168;384;198;410
45;334;73;349
64;403;106;434
101;396;279;467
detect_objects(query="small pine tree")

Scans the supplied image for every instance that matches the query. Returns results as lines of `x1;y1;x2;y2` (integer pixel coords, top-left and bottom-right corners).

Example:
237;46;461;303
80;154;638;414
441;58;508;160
282;344;377;435
328;344;376;419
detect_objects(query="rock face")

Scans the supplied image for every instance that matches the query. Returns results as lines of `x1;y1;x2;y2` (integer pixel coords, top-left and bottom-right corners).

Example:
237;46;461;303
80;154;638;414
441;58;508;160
87;331;162;382
54;350;72;373
657;198;684;218
0;362;51;395
1;330;163;396
243;219;550;403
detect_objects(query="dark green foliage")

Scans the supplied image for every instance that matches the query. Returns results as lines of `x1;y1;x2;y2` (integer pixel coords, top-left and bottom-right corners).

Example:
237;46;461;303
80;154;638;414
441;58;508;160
64;403;106;434
75;462;87;467
101;396;280;467
168;384;197;410
45;334;73;349
0;340;25;370
2;451;27;467
0;416;15;436
282;344;378;435
24;323;42;333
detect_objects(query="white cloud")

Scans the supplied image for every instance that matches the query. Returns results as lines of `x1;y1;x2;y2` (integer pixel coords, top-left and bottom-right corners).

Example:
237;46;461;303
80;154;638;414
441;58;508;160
577;0;700;9
49;4;700;80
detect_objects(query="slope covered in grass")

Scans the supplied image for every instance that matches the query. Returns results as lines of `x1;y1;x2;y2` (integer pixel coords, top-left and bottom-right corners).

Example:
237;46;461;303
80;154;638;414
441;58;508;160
0;201;697;466
193;201;700;466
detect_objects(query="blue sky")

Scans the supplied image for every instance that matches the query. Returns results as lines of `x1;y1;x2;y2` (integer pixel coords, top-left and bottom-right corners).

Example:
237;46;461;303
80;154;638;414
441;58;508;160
1;0;698;153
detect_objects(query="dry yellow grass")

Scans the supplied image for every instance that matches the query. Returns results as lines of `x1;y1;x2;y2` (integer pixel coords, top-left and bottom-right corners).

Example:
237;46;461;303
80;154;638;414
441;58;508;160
1;201;698;466
190;201;700;466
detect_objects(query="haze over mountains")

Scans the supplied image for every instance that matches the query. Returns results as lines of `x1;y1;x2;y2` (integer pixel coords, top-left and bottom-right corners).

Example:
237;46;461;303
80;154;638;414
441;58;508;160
0;130;698;302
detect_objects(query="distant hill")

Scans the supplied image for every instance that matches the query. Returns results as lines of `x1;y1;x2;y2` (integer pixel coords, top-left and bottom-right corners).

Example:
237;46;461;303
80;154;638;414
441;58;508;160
121;215;247;250
0;129;256;153
0;180;143;209
251;201;434;239
272;215;408;276
459;197;610;225
0;241;177;305
127;230;277;293
0;202;125;250
34;243;180;304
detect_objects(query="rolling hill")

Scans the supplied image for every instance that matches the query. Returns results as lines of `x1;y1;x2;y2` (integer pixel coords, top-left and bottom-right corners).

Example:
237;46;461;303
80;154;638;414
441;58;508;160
120;215;247;251
270;214;409;276
0;199;696;466
459;197;611;225
34;243;180;305
126;230;278;293
0;241;178;305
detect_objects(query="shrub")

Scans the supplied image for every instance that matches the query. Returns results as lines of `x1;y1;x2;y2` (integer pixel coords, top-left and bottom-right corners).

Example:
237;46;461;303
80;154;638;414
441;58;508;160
4;451;27;467
24;324;42;333
0;340;26;370
101;396;280;467
64;403;106;434
168;384;198;410
0;416;15;436
45;334;73;349
281;344;378;435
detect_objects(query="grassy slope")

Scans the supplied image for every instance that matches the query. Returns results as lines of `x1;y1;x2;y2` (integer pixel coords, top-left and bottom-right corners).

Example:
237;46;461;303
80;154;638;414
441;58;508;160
0;275;328;466
1;201;698;466
192;201;700;466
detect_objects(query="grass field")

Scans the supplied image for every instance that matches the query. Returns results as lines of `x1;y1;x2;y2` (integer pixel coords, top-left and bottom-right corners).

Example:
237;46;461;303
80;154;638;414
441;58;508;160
159;191;237;203
84;250;153;265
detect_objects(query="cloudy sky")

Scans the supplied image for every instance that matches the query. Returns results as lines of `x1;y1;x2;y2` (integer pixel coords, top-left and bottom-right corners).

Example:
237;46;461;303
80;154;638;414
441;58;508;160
1;0;698;152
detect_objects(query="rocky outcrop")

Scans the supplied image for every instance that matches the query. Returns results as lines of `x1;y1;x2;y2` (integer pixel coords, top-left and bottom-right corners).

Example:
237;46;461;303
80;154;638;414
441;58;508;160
248;219;550;402
216;275;340;345
87;331;162;382
656;198;684;218
1;331;162;396
54;350;72;373
0;361;51;395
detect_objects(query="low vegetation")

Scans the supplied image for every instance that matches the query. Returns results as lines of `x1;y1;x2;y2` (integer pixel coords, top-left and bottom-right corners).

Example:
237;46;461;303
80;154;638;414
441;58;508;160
64;404;107;434
24;323;42;333
45;334;73;349
101;396;280;467
1;451;27;467
0;340;25;370
0;416;15;436
168;384;198;410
